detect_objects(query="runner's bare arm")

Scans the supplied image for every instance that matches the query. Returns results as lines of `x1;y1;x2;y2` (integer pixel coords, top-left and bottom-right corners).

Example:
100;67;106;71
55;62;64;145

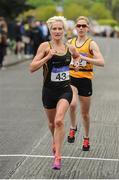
80;41;105;67
29;42;56;73
68;44;80;61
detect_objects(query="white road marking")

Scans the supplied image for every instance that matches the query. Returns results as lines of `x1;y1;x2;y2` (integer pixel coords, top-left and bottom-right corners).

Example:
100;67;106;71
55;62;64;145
0;154;119;162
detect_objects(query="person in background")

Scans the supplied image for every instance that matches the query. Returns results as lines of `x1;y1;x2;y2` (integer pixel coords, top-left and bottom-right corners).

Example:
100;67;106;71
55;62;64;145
14;21;24;60
0;16;8;69
67;16;104;151
30;16;80;170
23;23;33;59
40;21;50;41
29;21;44;56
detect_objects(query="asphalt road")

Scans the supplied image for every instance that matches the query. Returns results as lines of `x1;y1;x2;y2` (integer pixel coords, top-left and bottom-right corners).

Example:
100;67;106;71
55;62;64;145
0;37;119;179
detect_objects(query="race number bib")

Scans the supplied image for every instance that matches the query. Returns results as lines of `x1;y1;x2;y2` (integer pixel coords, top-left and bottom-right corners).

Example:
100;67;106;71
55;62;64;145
70;54;87;67
79;60;87;67
79;53;88;67
51;66;69;82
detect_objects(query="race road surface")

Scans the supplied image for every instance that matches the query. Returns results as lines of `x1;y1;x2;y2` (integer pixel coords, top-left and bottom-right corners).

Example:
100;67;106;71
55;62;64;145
0;37;119;179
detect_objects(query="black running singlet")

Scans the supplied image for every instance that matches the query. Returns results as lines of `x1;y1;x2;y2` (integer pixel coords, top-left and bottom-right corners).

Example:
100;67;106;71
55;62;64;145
43;48;72;90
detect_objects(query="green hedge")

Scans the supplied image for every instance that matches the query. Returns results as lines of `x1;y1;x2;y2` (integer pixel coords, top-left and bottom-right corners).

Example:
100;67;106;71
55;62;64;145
98;19;118;27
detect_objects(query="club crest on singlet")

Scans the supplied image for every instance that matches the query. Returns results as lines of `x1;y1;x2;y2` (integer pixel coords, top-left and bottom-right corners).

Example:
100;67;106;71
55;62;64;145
51;65;69;82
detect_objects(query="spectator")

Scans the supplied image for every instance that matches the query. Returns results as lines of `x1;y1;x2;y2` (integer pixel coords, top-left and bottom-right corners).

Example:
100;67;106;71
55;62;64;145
14;21;24;59
0;17;8;69
30;21;44;56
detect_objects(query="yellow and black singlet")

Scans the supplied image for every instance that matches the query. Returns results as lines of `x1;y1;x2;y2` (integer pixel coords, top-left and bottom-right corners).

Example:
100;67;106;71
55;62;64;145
43;42;72;90
69;37;94;79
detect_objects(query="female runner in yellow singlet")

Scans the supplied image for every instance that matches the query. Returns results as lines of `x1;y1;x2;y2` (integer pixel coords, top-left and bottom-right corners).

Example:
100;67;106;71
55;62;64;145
67;16;105;151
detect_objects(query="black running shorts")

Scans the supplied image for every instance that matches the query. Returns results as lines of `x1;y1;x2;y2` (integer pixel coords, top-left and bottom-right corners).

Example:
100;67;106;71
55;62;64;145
70;77;92;97
42;85;73;109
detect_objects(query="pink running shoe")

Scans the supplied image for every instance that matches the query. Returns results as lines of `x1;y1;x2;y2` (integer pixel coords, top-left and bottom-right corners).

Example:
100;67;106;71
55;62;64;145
52;156;61;170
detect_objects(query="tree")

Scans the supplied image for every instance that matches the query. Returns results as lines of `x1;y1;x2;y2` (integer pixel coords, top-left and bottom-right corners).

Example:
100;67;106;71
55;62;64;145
64;4;90;20
20;5;56;21
112;0;119;21
27;0;53;7
0;0;32;20
90;3;112;19
104;0;112;10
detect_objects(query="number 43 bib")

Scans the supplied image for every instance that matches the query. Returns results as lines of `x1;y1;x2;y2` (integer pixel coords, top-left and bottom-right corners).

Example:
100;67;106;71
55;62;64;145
51;66;69;82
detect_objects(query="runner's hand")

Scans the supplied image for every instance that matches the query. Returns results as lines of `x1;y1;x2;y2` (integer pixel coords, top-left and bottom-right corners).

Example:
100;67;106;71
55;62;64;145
73;60;80;72
47;49;56;59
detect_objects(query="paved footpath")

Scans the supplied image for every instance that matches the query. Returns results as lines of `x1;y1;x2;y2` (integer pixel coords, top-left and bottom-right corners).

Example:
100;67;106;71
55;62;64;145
3;51;31;67
0;37;119;179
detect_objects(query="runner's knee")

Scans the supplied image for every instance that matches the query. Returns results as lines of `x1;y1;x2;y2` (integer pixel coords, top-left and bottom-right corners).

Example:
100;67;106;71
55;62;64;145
48;122;54;129
70;102;77;112
55;118;64;128
82;112;89;121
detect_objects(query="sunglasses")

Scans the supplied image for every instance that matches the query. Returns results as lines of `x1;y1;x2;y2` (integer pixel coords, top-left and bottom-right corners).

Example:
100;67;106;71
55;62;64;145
76;24;88;28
